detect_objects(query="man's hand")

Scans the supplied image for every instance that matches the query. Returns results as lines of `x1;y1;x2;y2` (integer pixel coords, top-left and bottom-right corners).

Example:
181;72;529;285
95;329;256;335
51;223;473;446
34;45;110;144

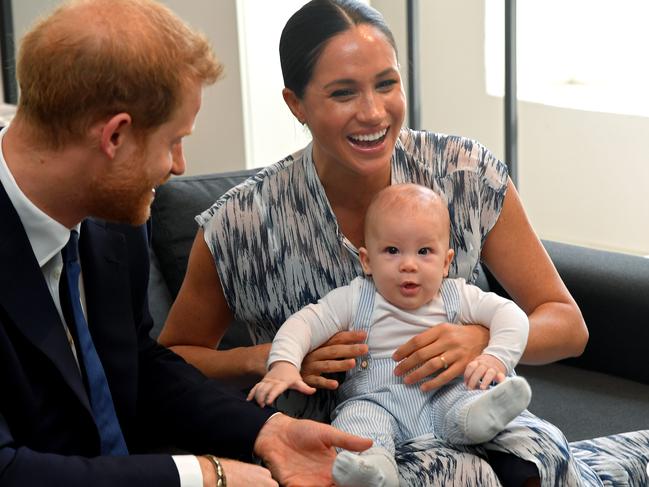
464;353;507;390
198;456;277;487
247;361;316;406
254;414;373;487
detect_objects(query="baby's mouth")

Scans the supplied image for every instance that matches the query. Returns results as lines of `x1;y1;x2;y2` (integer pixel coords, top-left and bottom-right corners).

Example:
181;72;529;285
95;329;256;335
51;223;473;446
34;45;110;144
401;282;419;290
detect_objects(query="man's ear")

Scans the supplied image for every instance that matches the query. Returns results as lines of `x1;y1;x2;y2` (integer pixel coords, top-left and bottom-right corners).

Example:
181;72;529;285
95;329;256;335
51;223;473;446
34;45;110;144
359;247;372;276
282;88;306;125
443;248;455;277
98;113;132;159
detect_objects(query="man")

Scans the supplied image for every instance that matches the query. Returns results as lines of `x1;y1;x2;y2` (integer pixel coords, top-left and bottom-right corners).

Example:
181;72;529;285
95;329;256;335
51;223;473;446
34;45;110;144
0;1;371;486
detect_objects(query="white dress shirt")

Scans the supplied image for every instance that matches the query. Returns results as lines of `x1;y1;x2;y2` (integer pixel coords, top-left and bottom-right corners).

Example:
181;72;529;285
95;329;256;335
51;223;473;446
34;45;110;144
0;126;203;487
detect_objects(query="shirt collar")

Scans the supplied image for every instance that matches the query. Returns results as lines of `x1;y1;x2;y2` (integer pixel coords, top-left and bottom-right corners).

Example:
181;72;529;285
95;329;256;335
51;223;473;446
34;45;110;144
0;125;79;266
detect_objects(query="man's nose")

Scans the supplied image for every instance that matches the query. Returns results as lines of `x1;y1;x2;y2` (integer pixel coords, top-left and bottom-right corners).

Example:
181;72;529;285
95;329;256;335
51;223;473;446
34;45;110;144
171;143;186;175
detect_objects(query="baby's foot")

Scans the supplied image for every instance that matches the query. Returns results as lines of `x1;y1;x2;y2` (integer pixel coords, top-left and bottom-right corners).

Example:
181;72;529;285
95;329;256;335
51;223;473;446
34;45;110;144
332;449;399;487
463;376;532;443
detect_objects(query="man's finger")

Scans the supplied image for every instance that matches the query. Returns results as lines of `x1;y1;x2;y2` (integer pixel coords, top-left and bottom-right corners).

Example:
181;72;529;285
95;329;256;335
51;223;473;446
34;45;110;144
322;427;373;452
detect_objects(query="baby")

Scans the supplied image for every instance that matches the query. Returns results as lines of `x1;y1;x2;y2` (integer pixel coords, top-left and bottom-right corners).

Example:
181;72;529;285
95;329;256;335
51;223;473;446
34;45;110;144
249;183;532;487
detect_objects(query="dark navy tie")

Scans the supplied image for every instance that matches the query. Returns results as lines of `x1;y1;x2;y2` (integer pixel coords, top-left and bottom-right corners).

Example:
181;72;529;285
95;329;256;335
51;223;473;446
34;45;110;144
61;230;128;455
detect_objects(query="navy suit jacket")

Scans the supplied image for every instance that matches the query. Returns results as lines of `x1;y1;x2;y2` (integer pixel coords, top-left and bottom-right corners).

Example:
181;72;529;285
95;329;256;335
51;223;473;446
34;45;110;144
0;182;273;486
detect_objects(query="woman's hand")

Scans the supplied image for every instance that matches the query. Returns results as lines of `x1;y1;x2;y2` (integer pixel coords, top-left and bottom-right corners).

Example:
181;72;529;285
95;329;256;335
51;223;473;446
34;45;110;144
300;331;368;390
392;323;489;392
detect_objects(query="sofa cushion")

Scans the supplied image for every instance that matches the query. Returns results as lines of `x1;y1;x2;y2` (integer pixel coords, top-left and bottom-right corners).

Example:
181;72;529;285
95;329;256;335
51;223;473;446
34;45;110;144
518;363;649;441
150;169;258;299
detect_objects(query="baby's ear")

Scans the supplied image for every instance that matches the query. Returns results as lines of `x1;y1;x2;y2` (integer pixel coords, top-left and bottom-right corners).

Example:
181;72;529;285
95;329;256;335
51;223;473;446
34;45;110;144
359;247;372;275
443;248;455;277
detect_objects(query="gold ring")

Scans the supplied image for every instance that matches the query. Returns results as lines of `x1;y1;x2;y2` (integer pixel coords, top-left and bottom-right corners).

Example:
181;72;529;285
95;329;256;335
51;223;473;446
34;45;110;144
439;355;448;369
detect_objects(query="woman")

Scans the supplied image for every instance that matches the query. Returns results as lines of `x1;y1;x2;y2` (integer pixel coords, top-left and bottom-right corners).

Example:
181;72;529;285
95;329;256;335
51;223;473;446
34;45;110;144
160;0;592;484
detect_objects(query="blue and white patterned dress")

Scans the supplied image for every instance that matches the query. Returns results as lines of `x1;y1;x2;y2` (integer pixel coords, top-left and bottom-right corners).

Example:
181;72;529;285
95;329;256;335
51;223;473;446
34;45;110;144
198;128;649;485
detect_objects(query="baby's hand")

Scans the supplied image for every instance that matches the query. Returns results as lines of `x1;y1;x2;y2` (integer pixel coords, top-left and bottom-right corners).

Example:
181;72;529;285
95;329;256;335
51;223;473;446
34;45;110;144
247;361;317;407
464;354;507;390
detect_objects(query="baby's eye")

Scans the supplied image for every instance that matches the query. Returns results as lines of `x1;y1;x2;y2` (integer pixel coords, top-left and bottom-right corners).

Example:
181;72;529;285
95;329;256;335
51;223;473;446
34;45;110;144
385;246;399;255
418;247;431;255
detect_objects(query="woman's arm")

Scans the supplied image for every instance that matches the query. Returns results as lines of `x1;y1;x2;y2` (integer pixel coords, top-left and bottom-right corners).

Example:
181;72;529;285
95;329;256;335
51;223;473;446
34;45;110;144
158;229;270;386
480;178;589;364
393;178;588;390
158;229;367;389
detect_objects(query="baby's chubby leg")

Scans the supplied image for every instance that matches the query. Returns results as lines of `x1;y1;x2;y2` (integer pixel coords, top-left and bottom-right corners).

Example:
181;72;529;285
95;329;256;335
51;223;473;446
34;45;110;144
435;376;532;445
331;395;401;487
332;447;399;487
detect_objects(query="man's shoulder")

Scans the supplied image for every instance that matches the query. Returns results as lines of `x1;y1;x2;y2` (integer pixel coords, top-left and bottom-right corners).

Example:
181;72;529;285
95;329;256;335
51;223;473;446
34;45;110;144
84;218;149;241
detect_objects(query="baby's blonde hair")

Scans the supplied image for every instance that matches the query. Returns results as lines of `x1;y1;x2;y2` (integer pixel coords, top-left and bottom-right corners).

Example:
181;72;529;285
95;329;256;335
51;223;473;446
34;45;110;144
364;184;450;241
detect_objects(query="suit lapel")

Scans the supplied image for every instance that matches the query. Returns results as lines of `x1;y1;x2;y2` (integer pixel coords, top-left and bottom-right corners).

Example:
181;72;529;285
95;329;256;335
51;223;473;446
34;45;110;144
0;183;92;414
79;219;137;420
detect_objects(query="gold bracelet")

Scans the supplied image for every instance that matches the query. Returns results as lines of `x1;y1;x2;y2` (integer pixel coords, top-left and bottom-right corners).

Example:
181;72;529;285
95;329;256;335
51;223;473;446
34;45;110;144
204;454;227;487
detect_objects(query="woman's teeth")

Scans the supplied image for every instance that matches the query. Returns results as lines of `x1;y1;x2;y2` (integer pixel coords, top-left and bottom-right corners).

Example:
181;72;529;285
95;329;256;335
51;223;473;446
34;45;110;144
349;128;388;143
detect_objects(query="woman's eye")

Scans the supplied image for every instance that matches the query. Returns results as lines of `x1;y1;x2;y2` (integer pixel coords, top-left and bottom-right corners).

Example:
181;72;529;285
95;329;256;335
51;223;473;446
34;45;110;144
331;89;354;98
377;79;398;91
386;246;399;255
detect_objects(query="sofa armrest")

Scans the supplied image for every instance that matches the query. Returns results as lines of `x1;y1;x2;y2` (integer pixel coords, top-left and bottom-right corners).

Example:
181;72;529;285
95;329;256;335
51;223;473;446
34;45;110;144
483;241;649;385
544;241;649;384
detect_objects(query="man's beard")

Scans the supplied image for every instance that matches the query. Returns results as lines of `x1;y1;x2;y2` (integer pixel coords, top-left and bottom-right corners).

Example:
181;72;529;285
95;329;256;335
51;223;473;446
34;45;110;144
89;149;159;226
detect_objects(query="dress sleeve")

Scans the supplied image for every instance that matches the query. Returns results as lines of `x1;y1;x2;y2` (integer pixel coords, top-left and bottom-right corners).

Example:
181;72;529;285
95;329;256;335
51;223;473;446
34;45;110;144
474;141;509;243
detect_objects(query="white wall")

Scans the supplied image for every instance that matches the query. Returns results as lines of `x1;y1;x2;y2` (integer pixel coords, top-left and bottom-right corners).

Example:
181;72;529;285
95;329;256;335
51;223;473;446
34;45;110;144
11;1;649;255
236;0;312;169
157;0;248;175
387;0;649;255
12;0;247;176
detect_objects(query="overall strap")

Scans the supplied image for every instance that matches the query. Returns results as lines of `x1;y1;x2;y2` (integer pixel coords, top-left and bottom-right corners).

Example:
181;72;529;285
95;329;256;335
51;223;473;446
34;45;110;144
349;277;376;373
439;278;461;324
351;277;377;335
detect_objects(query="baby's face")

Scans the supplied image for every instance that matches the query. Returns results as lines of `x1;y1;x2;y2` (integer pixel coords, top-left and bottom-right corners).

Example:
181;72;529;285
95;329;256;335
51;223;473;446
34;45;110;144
360;207;454;310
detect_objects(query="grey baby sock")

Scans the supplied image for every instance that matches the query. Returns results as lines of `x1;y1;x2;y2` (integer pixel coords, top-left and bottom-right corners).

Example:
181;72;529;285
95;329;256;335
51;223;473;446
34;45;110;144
332;447;399;487
458;376;532;444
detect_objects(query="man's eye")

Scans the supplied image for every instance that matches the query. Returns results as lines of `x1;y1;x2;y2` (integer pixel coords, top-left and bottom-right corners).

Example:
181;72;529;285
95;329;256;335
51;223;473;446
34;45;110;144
386;247;399;254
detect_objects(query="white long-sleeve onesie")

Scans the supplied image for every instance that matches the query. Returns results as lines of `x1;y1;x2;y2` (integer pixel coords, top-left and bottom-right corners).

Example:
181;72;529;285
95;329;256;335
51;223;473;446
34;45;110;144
268;276;529;375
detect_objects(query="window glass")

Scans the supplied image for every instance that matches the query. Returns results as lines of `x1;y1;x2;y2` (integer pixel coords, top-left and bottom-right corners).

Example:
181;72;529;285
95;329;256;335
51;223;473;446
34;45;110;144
486;0;649;118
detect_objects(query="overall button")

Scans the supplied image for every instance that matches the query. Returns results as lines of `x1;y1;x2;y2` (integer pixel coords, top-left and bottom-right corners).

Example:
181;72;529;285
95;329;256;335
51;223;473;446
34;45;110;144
360;360;368;369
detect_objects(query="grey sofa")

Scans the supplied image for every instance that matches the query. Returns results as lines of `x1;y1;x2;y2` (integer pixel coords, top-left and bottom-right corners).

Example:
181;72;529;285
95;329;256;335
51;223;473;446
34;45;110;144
147;169;649;481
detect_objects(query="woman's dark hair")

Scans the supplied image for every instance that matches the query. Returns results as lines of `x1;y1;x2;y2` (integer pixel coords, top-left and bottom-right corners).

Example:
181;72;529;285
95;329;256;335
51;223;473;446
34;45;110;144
279;0;397;99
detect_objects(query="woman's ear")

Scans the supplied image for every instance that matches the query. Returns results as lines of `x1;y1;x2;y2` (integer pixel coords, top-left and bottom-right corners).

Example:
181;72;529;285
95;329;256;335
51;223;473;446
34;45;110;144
359;247;372;276
97;113;132;159
282;88;306;125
